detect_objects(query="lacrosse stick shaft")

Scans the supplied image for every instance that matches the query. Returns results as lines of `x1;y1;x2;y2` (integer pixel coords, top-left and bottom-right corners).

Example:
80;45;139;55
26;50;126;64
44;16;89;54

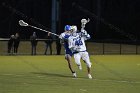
29;25;59;37
19;20;59;37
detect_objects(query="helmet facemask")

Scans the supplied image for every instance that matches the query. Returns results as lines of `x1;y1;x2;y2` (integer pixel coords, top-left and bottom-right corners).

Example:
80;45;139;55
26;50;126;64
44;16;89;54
71;25;78;37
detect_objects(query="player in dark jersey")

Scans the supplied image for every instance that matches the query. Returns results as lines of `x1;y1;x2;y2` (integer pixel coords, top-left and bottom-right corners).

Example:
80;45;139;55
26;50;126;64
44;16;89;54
59;25;76;77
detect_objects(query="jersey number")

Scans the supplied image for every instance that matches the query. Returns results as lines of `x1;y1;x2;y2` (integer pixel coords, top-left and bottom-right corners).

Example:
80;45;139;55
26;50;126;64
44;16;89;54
75;39;83;46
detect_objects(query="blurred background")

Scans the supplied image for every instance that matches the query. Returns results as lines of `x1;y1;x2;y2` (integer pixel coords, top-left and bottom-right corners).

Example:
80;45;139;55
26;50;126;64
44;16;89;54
0;0;140;55
0;0;140;40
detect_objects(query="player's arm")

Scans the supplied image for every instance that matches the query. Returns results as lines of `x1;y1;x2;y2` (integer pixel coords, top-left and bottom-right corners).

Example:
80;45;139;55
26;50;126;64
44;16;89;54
59;33;65;44
59;33;69;44
81;29;91;40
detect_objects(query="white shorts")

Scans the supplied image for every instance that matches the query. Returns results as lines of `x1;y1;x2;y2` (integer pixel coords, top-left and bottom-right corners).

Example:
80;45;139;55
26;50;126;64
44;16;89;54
74;51;92;68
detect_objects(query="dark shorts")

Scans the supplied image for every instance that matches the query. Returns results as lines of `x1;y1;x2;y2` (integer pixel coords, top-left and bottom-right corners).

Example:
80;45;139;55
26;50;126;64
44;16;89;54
66;50;73;57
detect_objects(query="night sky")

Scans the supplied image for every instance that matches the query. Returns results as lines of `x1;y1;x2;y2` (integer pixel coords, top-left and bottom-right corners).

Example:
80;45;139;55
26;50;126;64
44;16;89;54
0;0;140;43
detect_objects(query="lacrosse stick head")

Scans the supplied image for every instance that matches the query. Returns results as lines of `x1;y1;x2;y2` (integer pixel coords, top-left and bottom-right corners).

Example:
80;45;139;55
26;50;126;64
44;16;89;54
81;18;90;25
81;19;88;25
81;18;90;29
19;20;29;26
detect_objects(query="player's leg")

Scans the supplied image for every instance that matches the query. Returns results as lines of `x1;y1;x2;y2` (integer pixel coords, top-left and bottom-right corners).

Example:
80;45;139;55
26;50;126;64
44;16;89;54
33;45;36;55
44;44;48;55
74;53;82;70
8;44;11;53
65;54;76;77
49;44;52;55
31;45;33;55
81;52;92;79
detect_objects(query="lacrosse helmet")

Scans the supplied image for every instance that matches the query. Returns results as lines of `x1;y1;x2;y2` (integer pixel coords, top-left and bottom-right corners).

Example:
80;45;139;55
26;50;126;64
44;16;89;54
64;25;71;31
71;25;77;33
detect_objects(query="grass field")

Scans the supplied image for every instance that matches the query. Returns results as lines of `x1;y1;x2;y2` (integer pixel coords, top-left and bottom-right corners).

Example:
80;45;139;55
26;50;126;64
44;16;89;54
0;55;140;93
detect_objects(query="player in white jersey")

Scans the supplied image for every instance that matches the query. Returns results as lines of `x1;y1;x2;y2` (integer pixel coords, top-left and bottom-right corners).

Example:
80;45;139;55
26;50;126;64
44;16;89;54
68;25;92;79
59;25;76;78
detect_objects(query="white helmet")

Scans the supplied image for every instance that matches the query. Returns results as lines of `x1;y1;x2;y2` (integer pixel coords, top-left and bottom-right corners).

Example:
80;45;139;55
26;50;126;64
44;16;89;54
71;25;77;33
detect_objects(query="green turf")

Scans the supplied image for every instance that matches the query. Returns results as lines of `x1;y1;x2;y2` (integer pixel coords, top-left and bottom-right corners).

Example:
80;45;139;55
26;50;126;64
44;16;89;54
0;55;140;93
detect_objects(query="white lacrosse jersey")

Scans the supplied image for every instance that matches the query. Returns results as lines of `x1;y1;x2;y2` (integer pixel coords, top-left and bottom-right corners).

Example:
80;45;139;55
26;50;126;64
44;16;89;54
68;32;90;52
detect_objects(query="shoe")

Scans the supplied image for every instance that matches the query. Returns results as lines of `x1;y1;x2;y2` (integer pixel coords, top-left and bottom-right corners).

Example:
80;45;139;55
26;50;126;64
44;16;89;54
78;65;82;70
72;72;77;78
88;74;92;79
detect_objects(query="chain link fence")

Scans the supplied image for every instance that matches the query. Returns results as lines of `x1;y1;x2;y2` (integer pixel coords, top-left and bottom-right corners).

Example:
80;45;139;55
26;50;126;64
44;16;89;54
0;39;140;55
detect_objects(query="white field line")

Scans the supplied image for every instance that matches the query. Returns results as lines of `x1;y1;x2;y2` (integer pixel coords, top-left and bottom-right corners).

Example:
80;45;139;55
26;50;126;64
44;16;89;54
1;74;140;84
1;74;24;77
94;79;140;84
137;64;140;66
72;78;140;84
1;74;45;78
2;74;14;76
80;89;87;92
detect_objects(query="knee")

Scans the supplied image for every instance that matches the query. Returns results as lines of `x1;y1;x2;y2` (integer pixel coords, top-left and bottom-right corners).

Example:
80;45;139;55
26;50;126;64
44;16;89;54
87;62;92;68
75;60;81;66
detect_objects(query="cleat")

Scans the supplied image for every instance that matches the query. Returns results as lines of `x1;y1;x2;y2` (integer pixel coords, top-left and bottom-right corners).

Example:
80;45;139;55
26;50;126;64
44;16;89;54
88;74;92;79
72;72;77;78
78;65;82;70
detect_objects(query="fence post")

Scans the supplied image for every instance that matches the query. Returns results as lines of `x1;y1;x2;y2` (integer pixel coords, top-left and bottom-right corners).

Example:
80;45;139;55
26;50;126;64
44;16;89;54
136;45;138;54
120;44;122;54
103;43;104;55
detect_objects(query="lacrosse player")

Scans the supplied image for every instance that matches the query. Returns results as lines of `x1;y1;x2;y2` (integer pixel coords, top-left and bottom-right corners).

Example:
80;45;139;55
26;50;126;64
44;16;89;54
59;25;76;77
68;25;92;79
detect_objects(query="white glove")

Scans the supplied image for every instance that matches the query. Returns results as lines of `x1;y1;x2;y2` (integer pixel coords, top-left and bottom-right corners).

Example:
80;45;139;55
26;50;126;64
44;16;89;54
70;47;78;53
81;29;87;36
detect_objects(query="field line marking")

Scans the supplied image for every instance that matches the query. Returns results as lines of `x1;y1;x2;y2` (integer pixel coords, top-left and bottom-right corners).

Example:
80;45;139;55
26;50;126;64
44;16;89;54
137;64;140;66
80;89;87;92
2;74;14;76
1;74;140;84
72;78;140;84
94;79;140;84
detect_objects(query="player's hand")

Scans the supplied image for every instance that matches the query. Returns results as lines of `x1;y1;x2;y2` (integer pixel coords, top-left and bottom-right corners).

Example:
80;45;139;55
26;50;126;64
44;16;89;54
81;30;87;36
